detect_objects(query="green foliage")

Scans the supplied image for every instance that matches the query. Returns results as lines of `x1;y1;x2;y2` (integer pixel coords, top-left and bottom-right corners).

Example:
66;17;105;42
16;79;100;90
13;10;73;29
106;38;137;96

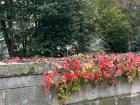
0;0;95;57
57;78;80;100
131;27;140;52
0;0;138;57
29;0;94;56
95;0;129;53
31;0;74;56
128;5;140;52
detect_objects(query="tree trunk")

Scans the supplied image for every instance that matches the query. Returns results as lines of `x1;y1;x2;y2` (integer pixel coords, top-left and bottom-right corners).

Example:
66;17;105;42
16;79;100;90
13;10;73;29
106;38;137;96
22;33;27;56
0;20;14;57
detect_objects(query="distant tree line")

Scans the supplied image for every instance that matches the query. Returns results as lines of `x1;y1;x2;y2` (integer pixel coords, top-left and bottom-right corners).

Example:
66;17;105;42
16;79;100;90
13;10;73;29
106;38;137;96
0;0;140;58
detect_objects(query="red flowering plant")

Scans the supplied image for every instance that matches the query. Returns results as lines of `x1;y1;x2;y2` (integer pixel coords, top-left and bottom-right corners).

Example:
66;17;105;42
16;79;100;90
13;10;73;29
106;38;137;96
43;53;140;100
2;56;48;63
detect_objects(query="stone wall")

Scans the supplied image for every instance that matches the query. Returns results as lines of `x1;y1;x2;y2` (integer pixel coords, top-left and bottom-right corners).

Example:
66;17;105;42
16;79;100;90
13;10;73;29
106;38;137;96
0;62;140;105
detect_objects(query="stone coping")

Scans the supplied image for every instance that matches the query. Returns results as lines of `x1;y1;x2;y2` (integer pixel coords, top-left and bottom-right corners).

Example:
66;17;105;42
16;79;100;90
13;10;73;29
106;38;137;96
0;62;53;78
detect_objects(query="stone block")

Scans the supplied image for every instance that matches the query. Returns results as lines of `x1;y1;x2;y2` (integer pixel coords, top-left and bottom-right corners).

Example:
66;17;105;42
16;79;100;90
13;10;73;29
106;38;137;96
0;86;53;105
131;93;140;105
98;98;116;105
117;95;131;105
67;100;97;105
0;75;43;90
132;78;140;94
0;62;52;78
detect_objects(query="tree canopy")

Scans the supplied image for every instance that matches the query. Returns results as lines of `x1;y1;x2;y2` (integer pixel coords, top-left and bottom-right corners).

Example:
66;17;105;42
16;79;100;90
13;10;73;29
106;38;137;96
0;0;139;58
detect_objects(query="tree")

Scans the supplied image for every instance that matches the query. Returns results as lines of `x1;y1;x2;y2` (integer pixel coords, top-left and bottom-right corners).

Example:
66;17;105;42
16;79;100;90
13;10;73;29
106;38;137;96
1;0;95;57
0;0;35;57
0;0;134;58
0;0;16;57
0;26;9;59
94;0;129;53
115;0;140;51
29;0;94;56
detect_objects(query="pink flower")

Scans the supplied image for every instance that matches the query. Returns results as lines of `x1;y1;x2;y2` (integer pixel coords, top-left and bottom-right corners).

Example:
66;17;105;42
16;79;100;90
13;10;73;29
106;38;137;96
74;71;80;77
63;58;81;70
103;72;110;78
116;66;124;74
92;62;96;67
65;73;74;81
83;73;93;79
94;70;102;79
104;65;110;72
12;57;21;62
43;71;58;91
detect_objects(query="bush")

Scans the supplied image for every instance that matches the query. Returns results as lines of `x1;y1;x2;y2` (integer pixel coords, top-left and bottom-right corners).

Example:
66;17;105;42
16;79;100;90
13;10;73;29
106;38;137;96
43;52;140;101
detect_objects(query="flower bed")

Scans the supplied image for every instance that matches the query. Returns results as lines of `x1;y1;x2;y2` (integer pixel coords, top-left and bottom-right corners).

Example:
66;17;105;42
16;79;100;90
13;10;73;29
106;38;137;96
43;53;140;101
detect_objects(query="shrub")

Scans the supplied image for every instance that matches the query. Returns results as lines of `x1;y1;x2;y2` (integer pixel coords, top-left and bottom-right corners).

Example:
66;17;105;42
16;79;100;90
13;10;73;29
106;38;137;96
43;53;140;100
